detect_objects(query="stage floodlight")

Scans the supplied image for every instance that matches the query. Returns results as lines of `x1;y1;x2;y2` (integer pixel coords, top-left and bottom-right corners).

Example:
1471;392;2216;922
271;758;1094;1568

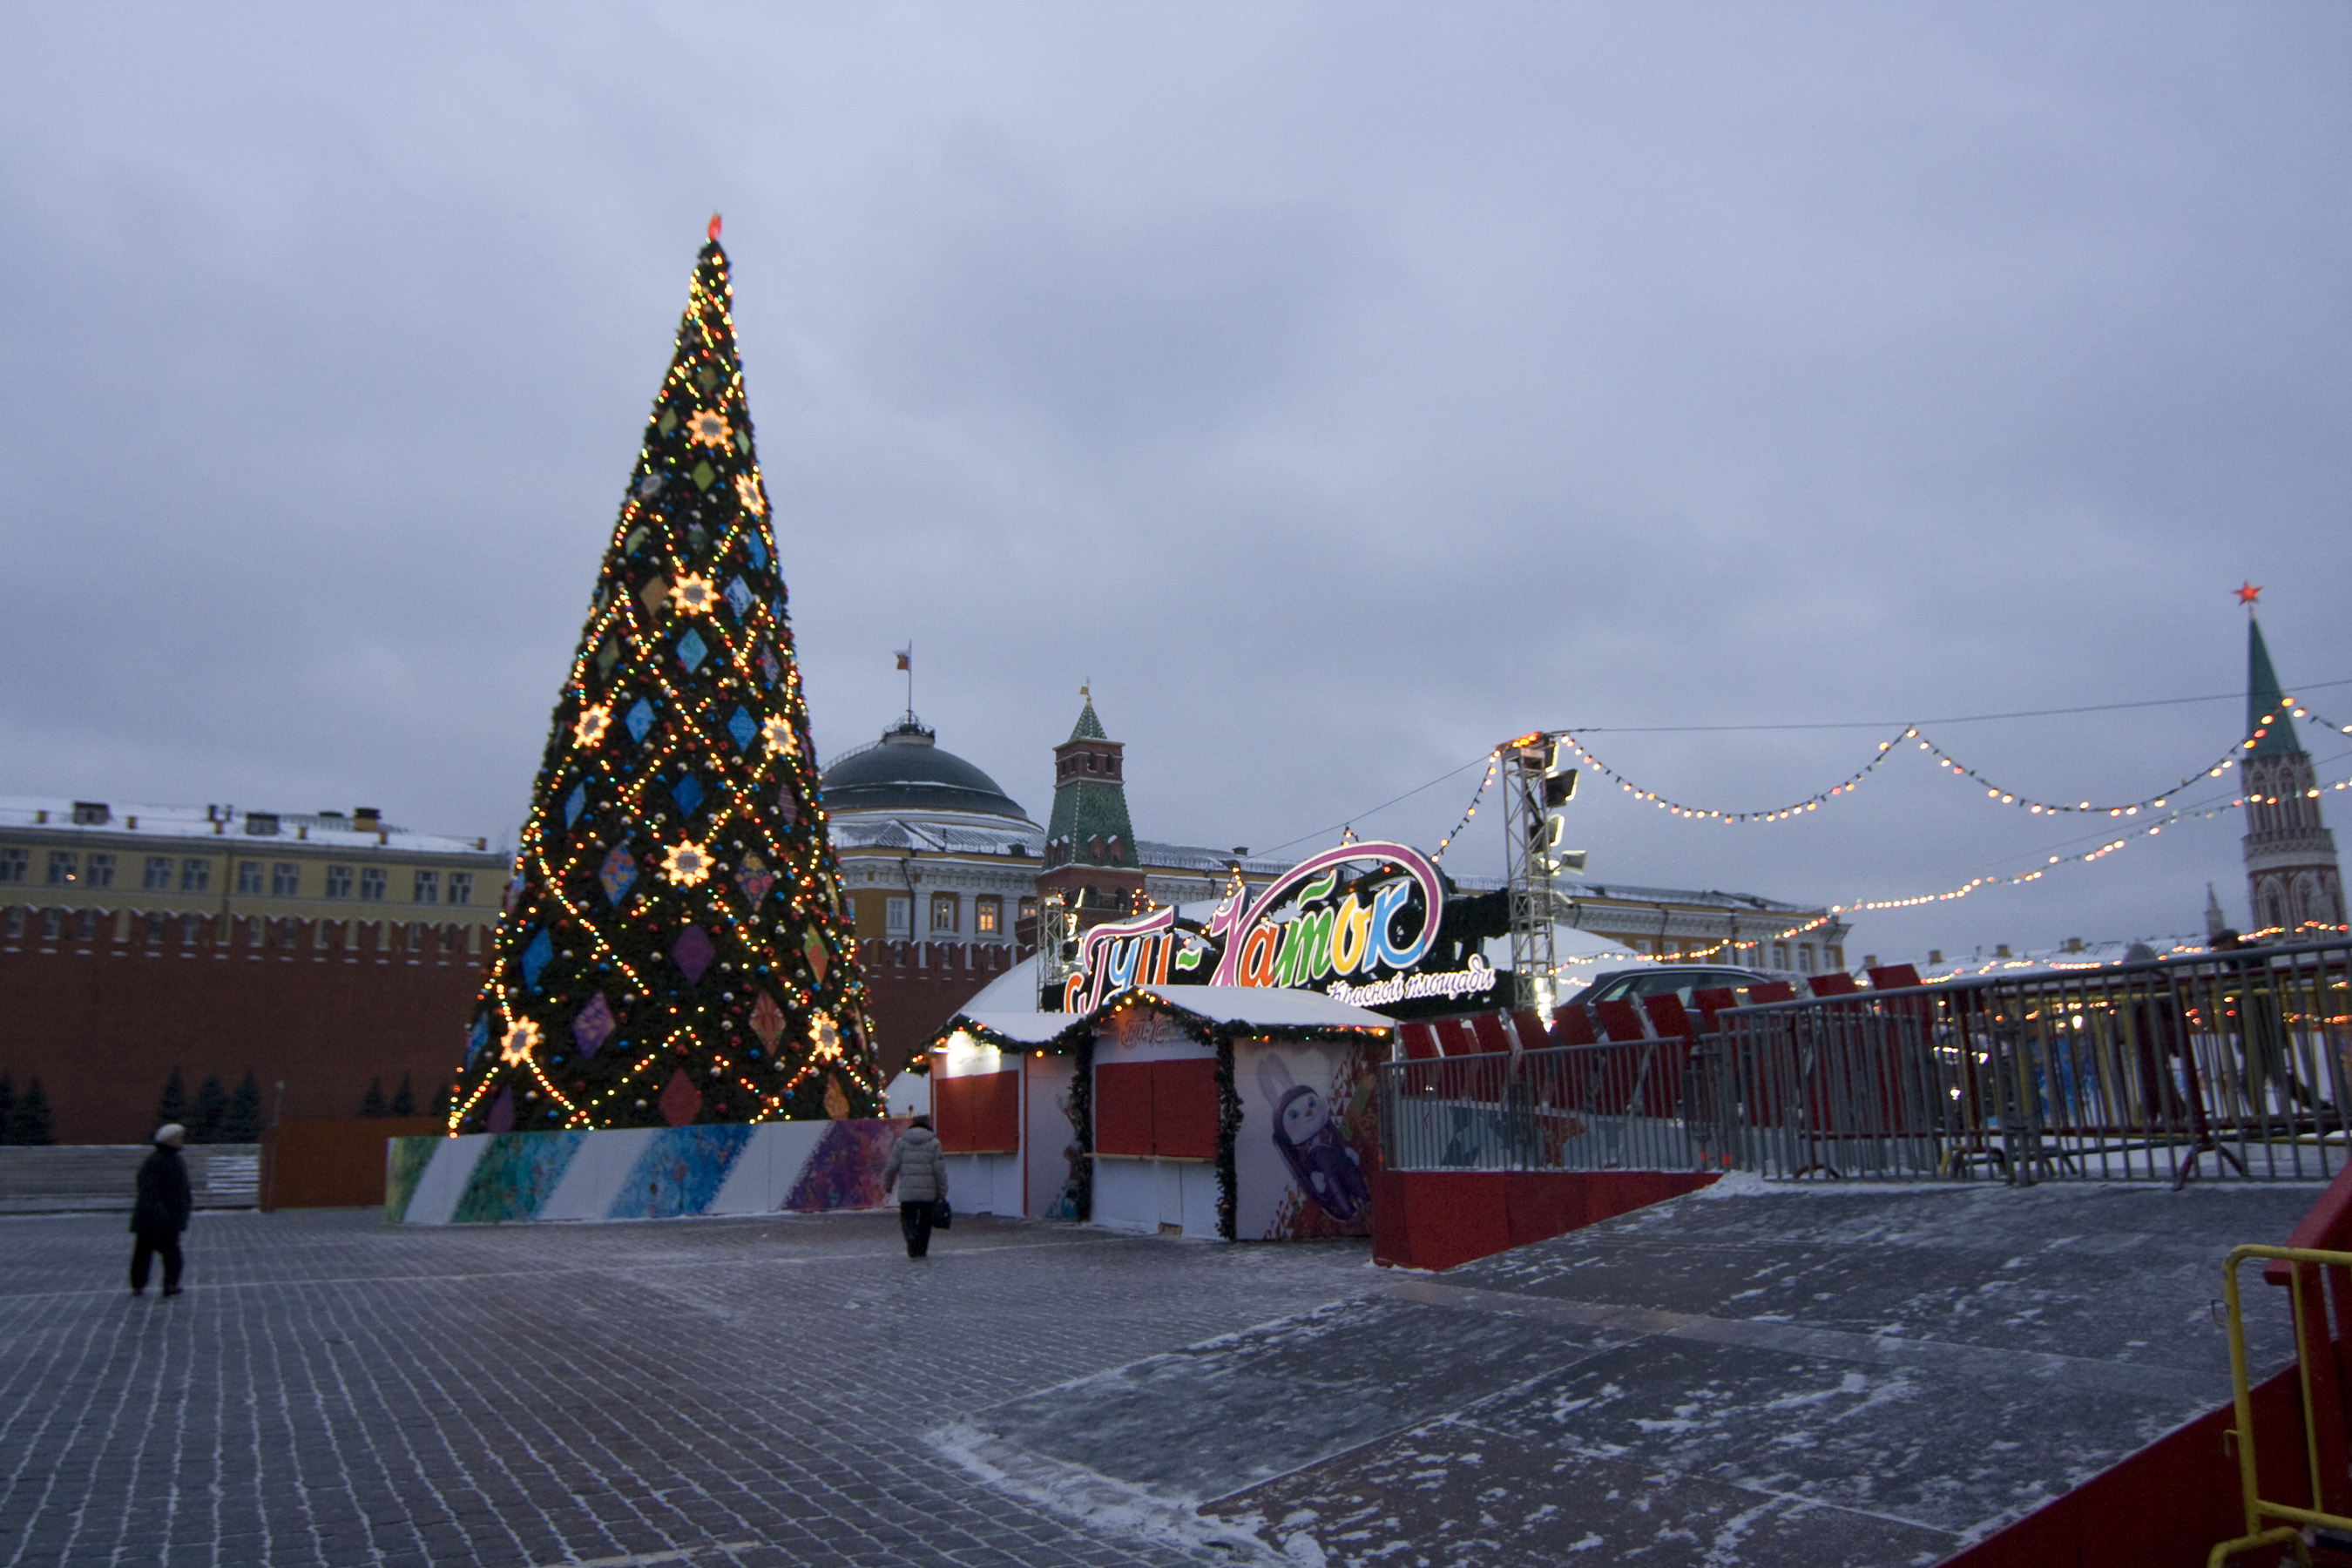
1544;769;1578;809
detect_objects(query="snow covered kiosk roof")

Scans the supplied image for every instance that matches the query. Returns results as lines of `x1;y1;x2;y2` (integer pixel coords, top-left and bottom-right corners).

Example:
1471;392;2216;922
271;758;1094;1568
942;1010;1072;1049
1114;985;1396;1037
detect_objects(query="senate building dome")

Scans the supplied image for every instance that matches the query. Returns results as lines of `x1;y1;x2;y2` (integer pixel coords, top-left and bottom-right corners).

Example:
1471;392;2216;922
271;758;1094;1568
819;719;1036;825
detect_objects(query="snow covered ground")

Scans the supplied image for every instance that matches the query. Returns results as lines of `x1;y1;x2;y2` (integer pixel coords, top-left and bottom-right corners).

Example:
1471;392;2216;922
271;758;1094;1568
941;1179;2316;1566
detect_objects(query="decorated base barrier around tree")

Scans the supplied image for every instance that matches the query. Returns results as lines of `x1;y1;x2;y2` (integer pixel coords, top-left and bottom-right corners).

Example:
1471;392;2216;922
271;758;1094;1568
387;1119;906;1225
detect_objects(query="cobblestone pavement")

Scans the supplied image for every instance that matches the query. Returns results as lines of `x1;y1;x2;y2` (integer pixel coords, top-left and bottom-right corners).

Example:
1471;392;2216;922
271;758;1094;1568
0;1207;1378;1568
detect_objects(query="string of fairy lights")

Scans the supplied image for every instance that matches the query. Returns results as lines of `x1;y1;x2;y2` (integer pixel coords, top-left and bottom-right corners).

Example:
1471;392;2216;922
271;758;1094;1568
1554;723;2260;826
1391;691;2352;975
1551;694;2352;962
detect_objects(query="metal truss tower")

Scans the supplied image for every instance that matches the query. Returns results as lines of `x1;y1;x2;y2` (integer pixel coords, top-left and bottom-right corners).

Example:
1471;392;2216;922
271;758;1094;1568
1502;733;1579;1016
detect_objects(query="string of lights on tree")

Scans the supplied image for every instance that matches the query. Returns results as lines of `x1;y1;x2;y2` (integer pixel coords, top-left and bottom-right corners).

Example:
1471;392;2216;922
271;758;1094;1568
448;219;884;1137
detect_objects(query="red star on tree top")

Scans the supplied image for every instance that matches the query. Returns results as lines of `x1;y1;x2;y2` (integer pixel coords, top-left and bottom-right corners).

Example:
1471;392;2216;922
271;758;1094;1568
2235;582;2262;605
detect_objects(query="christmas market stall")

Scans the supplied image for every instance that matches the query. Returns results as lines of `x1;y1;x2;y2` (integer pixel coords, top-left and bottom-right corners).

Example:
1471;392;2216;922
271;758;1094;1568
924;985;1395;1240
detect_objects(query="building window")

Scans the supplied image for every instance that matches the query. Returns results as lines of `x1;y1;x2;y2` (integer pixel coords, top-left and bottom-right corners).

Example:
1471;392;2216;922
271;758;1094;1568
179;914;202;944
414;870;440;904
4;908;21;937
86;853;115;889
0;848;24;883
272;862;299;897
1772;942;1789;968
42;909;63;940
1827;945;1844;970
360;867;386;902
408;923;425;952
930;892;958;932
78;909;98;940
448;871;473;906
885;896;910;936
237;860;264;896
975;896;1002;935
315;920;335;950
143;856;173;890
1798;945;1815;973
1018;896;1037;925
145;912;166;943
325;864;353;899
46;851;79;886
179;858;211;893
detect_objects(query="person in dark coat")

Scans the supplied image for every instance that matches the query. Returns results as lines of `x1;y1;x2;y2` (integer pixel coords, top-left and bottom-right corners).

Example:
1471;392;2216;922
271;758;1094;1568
131;1124;193;1297
881;1115;947;1259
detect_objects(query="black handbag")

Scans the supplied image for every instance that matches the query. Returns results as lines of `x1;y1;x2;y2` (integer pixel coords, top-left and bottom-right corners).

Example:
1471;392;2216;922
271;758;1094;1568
929;1197;953;1230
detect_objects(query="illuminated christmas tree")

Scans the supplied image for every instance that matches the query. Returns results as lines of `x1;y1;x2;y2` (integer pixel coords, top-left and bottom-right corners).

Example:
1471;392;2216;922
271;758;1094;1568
449;220;882;1135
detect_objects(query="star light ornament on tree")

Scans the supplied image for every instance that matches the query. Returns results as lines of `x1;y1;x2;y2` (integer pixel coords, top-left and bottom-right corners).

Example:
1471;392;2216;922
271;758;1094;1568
449;217;883;1135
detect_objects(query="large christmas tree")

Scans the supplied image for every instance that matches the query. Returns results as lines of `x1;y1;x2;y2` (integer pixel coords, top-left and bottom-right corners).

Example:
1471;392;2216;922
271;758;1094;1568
449;220;882;1135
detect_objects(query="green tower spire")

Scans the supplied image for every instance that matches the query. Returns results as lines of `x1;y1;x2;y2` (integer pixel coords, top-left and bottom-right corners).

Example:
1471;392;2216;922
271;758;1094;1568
2247;615;2301;759
449;226;882;1135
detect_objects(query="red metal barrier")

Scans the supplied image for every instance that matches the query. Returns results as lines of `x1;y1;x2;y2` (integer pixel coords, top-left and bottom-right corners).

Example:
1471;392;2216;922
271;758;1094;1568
1369;1168;1720;1271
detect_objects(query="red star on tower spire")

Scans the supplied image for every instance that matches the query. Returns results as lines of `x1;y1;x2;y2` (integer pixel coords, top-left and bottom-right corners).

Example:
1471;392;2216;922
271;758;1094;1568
2235;582;2262;605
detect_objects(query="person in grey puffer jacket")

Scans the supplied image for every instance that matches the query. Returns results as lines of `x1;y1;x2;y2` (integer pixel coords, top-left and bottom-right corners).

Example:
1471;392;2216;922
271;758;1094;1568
882;1116;947;1258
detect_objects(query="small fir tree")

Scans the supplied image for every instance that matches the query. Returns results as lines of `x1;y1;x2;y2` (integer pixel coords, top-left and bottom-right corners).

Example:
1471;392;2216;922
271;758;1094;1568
8;1079;54;1146
193;1076;227;1144
359;1078;387;1119
389;1074;415;1117
156;1066;187;1130
223;1071;263;1142
449;222;882;1134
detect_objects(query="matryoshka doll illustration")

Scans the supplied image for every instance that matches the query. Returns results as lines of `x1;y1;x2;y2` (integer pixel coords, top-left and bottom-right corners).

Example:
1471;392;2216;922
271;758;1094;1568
1272;1078;1371;1222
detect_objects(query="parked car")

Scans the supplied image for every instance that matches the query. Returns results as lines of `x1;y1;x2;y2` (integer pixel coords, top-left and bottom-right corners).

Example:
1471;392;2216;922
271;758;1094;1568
1563;964;1775;1010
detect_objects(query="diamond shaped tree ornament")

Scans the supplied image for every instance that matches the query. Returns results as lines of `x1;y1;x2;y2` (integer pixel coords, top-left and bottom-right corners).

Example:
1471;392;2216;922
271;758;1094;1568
598;847;638;904
453;226;878;1134
672;925;716;984
659;1069;702;1127
521;929;555;990
571;994;617;1058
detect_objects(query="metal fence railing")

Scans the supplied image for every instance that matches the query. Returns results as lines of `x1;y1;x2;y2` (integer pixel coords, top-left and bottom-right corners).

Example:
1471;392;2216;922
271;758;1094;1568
1375;938;2352;1185
1703;938;2352;1186
1378;1037;1703;1173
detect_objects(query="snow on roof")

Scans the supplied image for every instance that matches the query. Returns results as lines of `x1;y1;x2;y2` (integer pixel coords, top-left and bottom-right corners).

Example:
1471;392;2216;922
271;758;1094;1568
960;954;1044;1011
948;1010;1071;1045
831;817;1042;855
1133;985;1394;1031
0;795;498;856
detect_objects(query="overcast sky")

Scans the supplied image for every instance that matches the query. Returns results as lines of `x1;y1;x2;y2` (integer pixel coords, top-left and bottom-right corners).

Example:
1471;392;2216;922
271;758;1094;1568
3;4;2347;963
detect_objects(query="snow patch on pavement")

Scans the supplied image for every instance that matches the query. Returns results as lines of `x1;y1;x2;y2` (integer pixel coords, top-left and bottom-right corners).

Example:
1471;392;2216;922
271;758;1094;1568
928;1420;1290;1565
